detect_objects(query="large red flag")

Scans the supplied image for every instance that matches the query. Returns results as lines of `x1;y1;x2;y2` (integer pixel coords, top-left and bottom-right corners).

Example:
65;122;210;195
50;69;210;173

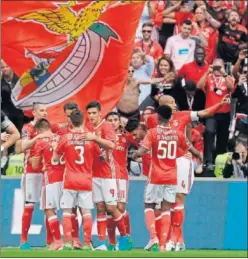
1;0;144;123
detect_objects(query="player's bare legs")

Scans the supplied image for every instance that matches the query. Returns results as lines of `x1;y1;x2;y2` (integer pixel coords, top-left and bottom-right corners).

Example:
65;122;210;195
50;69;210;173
44;209;63;250
80;208;93;250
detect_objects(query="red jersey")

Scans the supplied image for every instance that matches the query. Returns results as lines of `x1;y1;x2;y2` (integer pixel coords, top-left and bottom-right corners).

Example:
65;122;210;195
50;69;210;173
146;111;199;158
92;120;117;179
33;137;64;185
134;40;163;62
56;129;100;191
178;61;209;84
205;74;235;113
22;122;43;173
142;126;191;185
191;128;204;162
141;148;151;177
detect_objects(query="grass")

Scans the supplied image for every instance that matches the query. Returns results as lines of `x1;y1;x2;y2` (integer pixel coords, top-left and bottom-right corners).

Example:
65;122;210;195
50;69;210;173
1;248;247;258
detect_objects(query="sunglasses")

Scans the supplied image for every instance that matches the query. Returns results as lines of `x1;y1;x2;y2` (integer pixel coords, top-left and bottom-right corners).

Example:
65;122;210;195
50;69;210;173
128;70;134;73
142;30;152;33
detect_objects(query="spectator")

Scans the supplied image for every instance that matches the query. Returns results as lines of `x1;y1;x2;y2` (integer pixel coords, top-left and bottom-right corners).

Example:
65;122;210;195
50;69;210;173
1;111;20;175
164;19;196;71
223;141;248;178
197;58;235;170
131;48;155;106
134;23;163;63
140;106;155;124
135;1;158;42
204;9;248;64
180;80;206;111
192;7;218;64
1;60;26;132
178;46;209;84
117;64;162;119
140;56;186;110
205;0;226;25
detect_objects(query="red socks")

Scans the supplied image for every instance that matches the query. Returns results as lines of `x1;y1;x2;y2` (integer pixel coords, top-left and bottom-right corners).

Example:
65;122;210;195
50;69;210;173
21;204;34;243
171;203;185;244
123;211;131;235
113;213;126;237
155;210;162;243
107;215;117;245
45;216;54;245
145;209;157;239
71;213;79;240
62;213;72;243
47;215;62;242
97;214;107;241
160;211;171;246
83;213;93;245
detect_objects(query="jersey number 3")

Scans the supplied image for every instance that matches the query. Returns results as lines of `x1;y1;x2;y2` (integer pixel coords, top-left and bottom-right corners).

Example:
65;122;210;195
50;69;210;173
157;140;177;159
75;146;85;164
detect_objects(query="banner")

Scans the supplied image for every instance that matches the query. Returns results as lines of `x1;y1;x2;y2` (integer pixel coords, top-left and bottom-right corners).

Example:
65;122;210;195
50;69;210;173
1;0;144;122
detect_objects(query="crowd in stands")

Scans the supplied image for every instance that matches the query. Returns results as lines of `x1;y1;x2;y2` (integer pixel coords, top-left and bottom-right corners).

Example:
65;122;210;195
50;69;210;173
1;0;248;178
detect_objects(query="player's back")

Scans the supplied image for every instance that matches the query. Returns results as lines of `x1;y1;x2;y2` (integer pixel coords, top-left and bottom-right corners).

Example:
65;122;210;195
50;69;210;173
57;129;100;191
35;137;64;184
143;125;190;185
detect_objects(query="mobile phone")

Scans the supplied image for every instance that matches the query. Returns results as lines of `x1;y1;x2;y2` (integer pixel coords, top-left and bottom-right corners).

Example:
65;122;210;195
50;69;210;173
232;152;241;160
213;65;221;71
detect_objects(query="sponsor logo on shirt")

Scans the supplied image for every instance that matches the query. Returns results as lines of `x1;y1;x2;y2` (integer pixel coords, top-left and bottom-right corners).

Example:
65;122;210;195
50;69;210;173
178;48;189;55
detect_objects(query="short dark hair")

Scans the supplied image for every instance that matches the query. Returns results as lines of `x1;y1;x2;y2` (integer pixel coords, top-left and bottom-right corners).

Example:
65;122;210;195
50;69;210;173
195;46;205;54
182;19;192;26
32;102;44;111
63;102;78;112
125;118;140;132
34;118;50;131
142;22;153;29
105;111;120;120
157;105;172;122
86;101;101;111
185;80;196;92
70;110;83;127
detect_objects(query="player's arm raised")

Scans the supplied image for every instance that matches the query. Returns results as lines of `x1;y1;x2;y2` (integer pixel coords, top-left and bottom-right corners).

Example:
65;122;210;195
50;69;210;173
21;130;53;153
197;94;230;119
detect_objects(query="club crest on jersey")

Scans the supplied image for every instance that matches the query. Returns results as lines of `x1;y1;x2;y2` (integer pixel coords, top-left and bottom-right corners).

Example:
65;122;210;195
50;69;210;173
10;1;121;111
172;120;179;127
22;130;29;138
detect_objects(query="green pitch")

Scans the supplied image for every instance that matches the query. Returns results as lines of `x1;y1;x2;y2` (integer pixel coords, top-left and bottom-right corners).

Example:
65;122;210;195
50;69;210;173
1;248;247;258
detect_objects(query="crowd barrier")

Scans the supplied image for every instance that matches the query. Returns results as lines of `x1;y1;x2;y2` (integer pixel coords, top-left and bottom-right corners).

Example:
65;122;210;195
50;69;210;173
1;177;247;250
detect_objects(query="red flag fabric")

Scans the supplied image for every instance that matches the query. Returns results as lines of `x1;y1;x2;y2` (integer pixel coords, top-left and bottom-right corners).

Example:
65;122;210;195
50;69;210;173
2;0;144;123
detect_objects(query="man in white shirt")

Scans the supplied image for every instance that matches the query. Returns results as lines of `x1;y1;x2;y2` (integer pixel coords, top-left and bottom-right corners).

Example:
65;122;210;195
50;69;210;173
164;20;196;71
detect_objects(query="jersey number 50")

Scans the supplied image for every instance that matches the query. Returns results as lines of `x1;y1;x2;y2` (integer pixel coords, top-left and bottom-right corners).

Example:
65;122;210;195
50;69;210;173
157;140;177;159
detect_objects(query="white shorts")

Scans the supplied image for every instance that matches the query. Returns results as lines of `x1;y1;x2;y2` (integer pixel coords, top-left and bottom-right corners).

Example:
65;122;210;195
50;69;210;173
21;173;43;203
144;183;176;204
176;157;194;194
93;177;118;205
116;179;128;203
60;189;94;209
40;181;63;210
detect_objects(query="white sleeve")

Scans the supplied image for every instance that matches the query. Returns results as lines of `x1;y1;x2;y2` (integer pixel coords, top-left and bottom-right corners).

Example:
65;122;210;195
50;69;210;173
190;111;199;122
164;37;172;55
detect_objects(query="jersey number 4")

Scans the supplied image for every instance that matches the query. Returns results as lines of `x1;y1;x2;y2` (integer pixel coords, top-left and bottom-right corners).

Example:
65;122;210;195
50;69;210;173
157;140;177;159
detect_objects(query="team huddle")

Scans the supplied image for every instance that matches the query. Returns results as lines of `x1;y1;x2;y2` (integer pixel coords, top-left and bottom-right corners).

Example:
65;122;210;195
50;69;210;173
18;95;229;252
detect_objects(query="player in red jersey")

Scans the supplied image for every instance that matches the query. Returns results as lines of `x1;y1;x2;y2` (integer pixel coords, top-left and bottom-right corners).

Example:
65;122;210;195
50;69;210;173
83;101;130;251
31;119;64;251
132;105;202;252
145;94;230;251
18;102;53;250
53;110;99;251
106;112;133;250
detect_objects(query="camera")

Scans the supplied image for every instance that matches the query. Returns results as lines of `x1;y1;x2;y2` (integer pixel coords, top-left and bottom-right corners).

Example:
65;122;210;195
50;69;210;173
232;152;241;160
213;65;221;71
